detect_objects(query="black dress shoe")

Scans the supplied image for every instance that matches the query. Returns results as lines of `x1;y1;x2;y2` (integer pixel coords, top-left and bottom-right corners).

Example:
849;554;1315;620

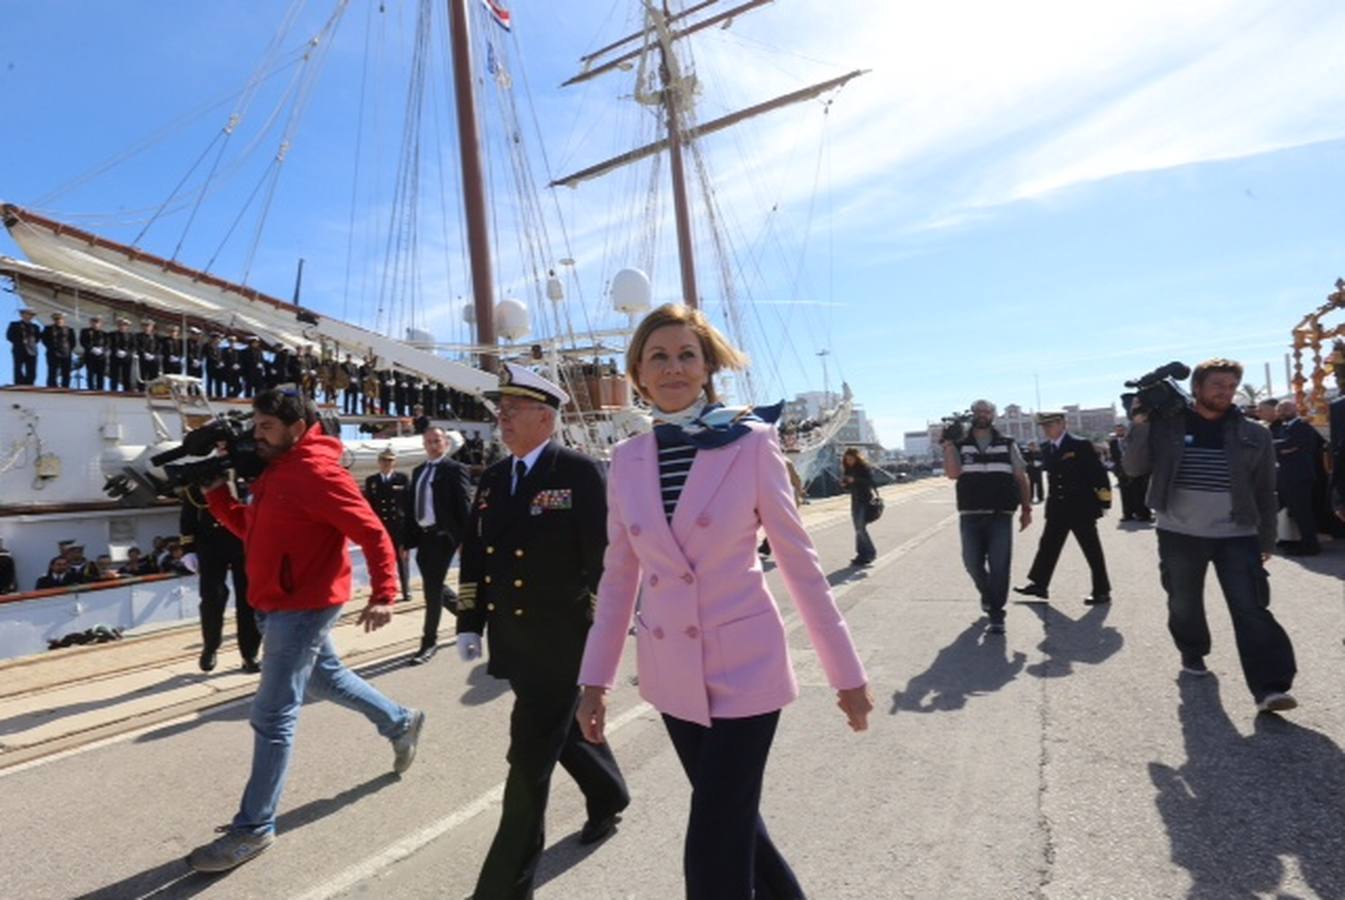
408;644;437;666
241;658;262;674
578;813;621;845
1083;593;1112;605
1012;583;1049;600
199;649;217;673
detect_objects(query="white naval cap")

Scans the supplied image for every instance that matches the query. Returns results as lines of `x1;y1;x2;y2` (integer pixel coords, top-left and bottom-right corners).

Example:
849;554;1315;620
483;362;570;409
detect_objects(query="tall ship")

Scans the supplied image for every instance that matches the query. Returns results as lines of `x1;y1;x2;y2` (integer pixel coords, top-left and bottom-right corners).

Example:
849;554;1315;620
0;0;864;659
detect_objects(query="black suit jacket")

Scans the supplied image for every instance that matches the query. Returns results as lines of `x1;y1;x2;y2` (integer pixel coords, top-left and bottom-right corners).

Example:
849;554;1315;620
364;472;410;545
1044;434;1110;520
1331;397;1345;509
7;320;40;356
403;457;471;549
456;442;607;683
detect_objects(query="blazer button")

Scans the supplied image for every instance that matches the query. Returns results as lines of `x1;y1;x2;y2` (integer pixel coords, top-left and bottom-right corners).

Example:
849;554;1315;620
630;524;642;536
514;548;524;558
696;515;710;527
652;626;665;639
484;575;492;584
681;572;694;584
649;574;659;587
486;602;495;612
514;578;524;588
514;608;524;617
486;546;495;555
684;625;700;639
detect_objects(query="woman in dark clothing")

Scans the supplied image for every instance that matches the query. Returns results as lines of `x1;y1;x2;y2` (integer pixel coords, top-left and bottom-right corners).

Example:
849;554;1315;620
841;447;877;566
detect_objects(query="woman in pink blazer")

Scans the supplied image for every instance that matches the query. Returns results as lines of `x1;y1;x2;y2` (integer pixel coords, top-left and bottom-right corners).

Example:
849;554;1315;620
577;304;873;899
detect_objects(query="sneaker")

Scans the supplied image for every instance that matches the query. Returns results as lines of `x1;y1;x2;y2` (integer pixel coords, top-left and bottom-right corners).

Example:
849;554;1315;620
392;709;426;775
1256;692;1298;714
986;621;1006;635
1180;656;1210;677
187;827;275;873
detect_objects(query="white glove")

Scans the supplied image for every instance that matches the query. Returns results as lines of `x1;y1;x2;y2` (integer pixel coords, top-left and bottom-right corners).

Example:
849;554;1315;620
457;632;482;662
181;552;199;574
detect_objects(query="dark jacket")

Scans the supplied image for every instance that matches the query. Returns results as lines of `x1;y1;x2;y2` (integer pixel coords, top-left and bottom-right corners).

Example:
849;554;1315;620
1270;418;1324;487
1332;396;1345;512
842;463;876;506
1043;434;1110;520
7;319;40;357
206;424;400;611
403;456;472;549
456;442;607;682
364;471;410;545
41;324;76;358
180;485;243;558
1124;408;1277;551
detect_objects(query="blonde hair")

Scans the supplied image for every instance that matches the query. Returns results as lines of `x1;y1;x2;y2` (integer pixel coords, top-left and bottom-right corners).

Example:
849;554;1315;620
627;304;748;404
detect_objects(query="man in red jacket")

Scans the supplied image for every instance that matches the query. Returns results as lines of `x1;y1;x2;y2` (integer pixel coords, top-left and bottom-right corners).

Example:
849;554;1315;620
187;388;425;873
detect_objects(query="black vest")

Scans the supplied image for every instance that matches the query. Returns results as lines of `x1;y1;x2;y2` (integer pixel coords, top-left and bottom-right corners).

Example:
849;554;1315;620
955;431;1020;512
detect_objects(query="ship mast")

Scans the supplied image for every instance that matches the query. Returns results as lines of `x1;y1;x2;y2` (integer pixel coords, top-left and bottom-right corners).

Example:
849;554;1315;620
552;0;866;313
447;0;498;371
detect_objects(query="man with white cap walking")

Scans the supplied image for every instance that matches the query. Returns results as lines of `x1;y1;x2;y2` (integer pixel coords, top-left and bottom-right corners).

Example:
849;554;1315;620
456;362;629;899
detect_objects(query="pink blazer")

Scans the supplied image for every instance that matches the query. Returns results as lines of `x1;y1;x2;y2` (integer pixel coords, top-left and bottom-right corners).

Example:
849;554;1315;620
578;422;867;727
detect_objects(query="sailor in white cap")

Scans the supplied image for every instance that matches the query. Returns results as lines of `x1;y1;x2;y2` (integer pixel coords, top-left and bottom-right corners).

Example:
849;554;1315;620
456;362;629;896
363;446;412;603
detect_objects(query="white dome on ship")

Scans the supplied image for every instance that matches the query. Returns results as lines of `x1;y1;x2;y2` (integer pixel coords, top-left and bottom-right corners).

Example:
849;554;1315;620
495;298;530;341
610;268;652;315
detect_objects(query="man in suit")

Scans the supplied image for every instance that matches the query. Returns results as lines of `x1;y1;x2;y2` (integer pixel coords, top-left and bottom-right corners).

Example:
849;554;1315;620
456;363;629;899
107;318;135;392
204;331;225;398
159;324;185;376
1108;423;1151;522
36;555;78;590
181;483;260;673
1015;411;1113;604
41;311;76;388
364;447;412;602
403;425;472;665
7;308;41;385
185;327;206;381
79;315;109;391
1271;399;1325;555
341;353;361;414
240;336;267;398
1331;353;1345;523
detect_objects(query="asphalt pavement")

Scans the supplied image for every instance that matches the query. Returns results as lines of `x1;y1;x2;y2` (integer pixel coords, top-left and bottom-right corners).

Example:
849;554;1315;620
1;479;1341;900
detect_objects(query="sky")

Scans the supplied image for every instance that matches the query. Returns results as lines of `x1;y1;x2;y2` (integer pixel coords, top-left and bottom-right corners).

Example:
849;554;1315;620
1;0;1343;446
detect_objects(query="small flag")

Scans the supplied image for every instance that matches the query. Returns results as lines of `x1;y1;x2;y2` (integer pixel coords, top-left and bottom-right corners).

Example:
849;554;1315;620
480;0;511;31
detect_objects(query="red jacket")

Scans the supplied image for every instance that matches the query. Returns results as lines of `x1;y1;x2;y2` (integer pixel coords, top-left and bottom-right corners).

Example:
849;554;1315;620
206;424;399;613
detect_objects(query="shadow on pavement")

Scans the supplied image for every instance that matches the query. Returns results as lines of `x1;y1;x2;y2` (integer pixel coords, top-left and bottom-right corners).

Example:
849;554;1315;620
890;621;1027;714
1024;603;1123;680
0;673;210;738
74;772;400;900
460;662;511;706
1149;676;1345;899
1273;540;1345;577
532;829;613;893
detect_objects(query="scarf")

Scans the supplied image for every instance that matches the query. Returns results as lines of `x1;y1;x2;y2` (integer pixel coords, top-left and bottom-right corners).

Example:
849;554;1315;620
652;399;785;450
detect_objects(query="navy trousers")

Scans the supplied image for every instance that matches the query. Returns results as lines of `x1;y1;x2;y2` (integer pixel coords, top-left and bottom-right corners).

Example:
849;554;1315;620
663;710;805;900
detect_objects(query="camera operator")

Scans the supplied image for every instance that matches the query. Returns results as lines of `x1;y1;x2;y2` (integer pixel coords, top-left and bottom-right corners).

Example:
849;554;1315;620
941;400;1033;635
186;388;425;873
1123;358;1298;714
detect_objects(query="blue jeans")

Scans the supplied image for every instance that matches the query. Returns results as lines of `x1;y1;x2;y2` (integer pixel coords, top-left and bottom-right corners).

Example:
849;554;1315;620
851;502;877;562
232;606;411;835
1156;529;1296;701
960;513;1013;624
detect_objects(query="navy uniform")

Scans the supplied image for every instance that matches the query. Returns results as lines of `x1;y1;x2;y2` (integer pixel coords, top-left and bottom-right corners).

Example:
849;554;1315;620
185;327;205;380
7;309;40;385
1018;412;1113;603
134;321;161;386
204;332;225;398
108;319;134;391
181;484;260;672
79;316;109;391
404;434;473;662
41;312;76;388
364;448;412;601
159;327;185;375
457;363;629;900
240;338;267;397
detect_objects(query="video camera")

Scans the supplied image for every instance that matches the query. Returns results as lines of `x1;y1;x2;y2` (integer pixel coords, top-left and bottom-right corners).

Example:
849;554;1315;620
940;411;973;444
150;411;266;489
1121;361;1191;421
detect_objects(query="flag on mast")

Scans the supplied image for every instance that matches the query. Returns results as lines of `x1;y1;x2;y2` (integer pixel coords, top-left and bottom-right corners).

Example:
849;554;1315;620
480;0;511;31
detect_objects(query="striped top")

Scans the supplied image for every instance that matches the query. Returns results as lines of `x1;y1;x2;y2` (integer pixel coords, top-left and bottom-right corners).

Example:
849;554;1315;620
1173;412;1231;492
655;427;698;522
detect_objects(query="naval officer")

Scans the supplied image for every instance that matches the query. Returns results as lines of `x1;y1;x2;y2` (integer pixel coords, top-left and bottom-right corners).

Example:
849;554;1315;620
1015;411;1114;604
456;363;629;900
364;447;413;602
